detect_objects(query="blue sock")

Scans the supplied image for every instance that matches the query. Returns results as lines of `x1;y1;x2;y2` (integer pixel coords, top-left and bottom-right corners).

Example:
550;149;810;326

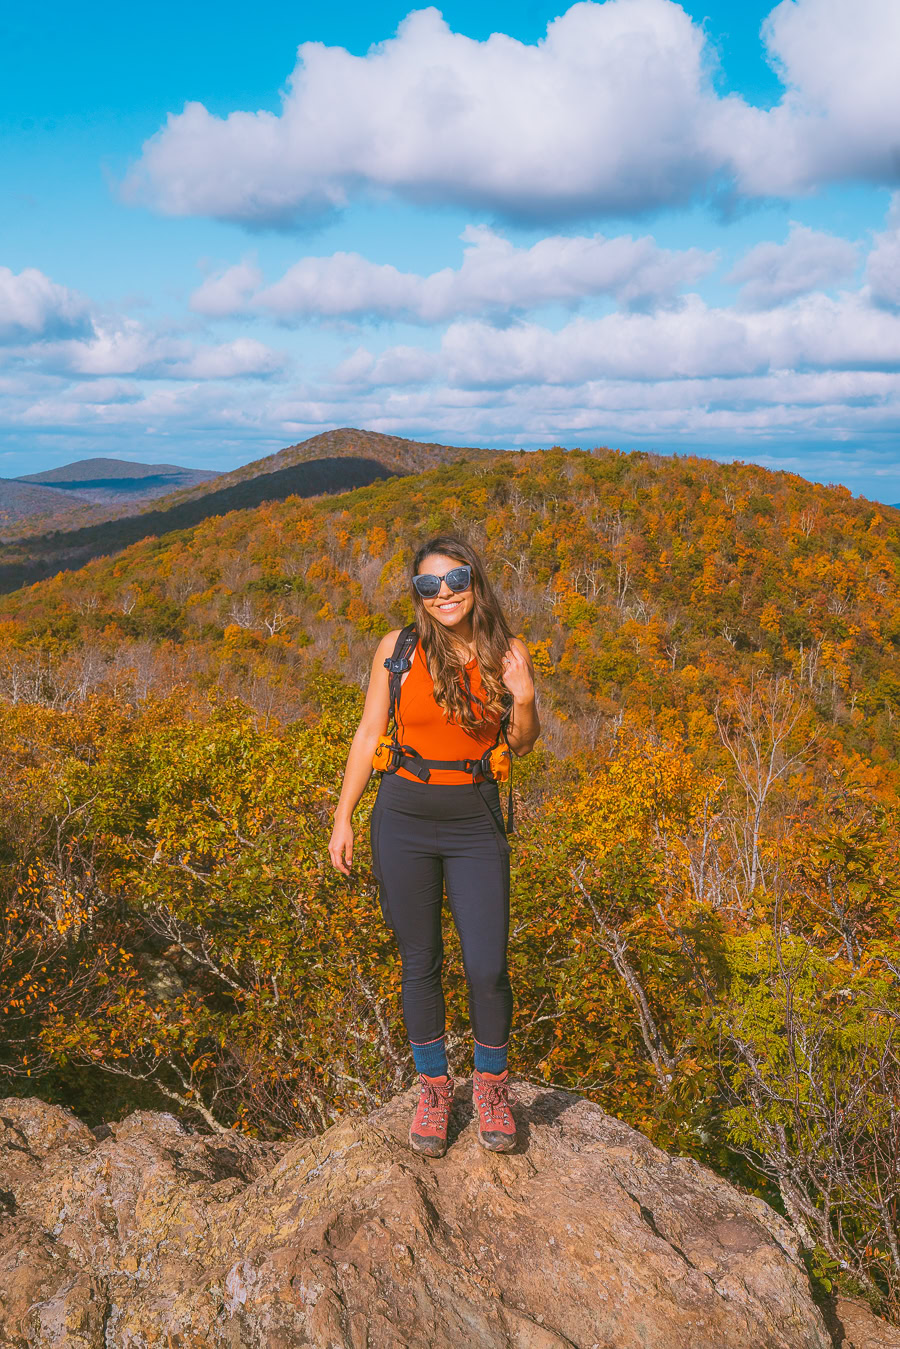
474;1038;508;1074
410;1035;448;1077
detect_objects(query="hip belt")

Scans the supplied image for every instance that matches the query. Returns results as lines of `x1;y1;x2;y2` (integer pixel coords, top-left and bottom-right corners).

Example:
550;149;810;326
373;738;513;835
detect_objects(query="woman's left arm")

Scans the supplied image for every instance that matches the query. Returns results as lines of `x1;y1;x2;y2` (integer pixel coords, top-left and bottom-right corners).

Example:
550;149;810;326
501;638;541;755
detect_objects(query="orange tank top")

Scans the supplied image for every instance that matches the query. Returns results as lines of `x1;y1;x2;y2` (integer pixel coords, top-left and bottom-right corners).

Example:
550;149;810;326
395;645;502;784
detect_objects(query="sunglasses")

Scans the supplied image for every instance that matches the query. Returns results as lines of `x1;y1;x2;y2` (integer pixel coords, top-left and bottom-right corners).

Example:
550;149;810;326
412;564;472;598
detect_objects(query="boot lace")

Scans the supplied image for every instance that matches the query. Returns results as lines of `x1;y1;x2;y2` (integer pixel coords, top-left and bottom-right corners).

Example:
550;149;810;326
418;1078;452;1125
477;1078;512;1127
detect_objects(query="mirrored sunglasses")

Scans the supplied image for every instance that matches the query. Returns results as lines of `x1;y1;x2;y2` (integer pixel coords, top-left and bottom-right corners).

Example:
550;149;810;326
412;565;472;598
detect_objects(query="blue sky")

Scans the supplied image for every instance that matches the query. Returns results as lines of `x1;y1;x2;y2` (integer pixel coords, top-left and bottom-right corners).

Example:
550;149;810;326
2;0;899;499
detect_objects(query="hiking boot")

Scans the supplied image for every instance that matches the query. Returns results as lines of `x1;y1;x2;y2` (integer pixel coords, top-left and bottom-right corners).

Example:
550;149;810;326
473;1069;517;1152
409;1073;454;1156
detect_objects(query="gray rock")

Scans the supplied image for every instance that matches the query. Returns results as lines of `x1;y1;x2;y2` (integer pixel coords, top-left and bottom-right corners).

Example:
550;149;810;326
0;1082;896;1347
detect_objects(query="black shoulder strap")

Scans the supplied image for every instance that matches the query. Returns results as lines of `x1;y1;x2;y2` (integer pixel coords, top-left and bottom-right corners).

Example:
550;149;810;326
501;694;515;834
384;623;418;732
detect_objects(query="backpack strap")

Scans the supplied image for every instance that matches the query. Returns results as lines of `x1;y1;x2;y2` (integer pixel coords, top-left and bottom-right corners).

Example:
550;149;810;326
399;694;515;833
383;623;418;735
379;625;516;835
498;695;514;834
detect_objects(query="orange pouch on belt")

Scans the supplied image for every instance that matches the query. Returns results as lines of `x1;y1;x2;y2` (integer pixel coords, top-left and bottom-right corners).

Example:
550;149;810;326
373;735;397;772
487;742;511;782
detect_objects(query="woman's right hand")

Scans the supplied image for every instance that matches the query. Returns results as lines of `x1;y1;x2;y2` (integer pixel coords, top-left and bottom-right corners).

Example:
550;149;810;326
329;818;354;875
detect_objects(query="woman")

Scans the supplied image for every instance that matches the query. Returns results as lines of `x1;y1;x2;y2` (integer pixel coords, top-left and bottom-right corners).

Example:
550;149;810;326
329;534;540;1157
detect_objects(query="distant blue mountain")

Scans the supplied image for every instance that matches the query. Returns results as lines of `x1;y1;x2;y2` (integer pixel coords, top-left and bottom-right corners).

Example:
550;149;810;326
17;457;218;505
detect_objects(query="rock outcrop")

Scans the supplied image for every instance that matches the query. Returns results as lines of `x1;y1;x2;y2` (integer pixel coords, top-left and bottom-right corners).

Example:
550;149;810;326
1;1080;897;1348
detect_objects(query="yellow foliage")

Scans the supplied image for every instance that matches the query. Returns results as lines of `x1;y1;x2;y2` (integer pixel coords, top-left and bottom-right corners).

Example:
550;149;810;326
528;639;555;676
572;734;718;859
759;602;780;634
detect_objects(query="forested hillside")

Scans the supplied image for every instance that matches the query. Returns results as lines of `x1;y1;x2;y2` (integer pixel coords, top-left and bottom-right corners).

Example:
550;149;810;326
0;429;491;590
2;443;900;1317
144;426;495;513
0;477;91;525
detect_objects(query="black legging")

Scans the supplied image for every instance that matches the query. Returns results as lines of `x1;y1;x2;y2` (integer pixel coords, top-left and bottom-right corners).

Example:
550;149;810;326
370;771;512;1046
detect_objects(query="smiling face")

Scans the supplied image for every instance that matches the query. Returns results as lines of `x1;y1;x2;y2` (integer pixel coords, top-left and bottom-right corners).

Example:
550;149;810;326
416;552;475;633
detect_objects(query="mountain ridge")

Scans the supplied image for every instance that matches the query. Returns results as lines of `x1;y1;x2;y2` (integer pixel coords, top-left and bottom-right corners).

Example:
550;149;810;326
0;428;500;588
3;442;898;754
17;456;217;486
11;456;219;512
140;426;500;514
0;456;397;593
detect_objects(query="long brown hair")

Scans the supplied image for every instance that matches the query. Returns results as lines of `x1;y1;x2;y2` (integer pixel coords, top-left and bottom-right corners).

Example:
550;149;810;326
410;534;514;732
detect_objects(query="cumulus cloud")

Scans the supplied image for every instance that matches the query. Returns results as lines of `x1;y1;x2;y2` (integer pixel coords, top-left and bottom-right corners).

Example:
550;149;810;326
128;2;714;226
335;345;440;386
866;193;900;309
729;0;900;194
127;0;900;228
54;325;284;380
191;225;715;322
191;259;263;318
726;224;858;308
0;267;92;344
339;290;900;389
0;266;285;382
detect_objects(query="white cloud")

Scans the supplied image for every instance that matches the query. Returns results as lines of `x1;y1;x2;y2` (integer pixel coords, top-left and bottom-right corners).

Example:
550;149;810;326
192;225;715;322
270;373;900;460
335;345;439;386
340;290;900;389
65;379;143;404
16;367;900;444
191;259;263;318
7;357;900;500
739;0;900;193
32;322;284;381
726;224;858;308
126;0;900;228
0;267;285;383
176;337;285;379
128;2;715;226
0;267;92;344
866;193;900;310
13;380;282;434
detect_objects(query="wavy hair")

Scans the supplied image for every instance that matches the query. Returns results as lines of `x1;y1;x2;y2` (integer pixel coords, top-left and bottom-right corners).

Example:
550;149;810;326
410;534;514;732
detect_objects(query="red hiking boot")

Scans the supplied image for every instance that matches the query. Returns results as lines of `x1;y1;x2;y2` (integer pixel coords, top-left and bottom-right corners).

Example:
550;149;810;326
409;1074;454;1156
473;1069;517;1152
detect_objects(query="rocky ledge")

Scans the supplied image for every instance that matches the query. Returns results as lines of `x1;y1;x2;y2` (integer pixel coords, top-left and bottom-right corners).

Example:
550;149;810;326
1;1080;898;1348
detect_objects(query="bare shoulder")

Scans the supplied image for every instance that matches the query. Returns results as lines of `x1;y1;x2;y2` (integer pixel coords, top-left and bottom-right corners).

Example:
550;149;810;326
368;630;399;671
380;627;404;652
